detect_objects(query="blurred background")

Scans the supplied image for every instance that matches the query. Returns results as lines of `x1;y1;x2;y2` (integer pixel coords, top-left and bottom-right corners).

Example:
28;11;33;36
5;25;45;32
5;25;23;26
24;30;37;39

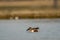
0;0;60;19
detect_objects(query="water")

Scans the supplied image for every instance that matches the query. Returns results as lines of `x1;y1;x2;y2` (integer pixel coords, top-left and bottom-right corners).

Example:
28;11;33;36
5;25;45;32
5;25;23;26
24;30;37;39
0;19;60;40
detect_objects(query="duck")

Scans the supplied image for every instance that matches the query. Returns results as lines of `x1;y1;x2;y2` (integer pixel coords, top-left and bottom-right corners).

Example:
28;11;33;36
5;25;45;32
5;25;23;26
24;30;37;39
26;27;39;32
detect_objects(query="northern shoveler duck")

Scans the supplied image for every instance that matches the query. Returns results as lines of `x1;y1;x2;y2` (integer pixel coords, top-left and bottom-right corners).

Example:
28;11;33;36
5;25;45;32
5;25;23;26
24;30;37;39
26;27;39;32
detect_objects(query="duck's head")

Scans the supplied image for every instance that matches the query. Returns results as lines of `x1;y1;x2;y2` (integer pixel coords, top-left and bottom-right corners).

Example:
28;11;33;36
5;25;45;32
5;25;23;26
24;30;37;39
26;27;32;31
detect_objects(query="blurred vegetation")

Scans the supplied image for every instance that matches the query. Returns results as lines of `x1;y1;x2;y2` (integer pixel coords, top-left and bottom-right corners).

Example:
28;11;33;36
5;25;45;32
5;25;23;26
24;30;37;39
0;6;60;10
0;6;60;19
0;13;60;19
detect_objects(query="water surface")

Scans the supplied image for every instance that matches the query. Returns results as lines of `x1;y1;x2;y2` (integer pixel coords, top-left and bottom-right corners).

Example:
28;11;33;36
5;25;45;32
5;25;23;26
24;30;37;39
0;19;60;40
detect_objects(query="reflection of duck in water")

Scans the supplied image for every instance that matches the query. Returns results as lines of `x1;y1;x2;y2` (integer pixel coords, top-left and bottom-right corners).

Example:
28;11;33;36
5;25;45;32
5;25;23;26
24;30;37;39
26;27;39;32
